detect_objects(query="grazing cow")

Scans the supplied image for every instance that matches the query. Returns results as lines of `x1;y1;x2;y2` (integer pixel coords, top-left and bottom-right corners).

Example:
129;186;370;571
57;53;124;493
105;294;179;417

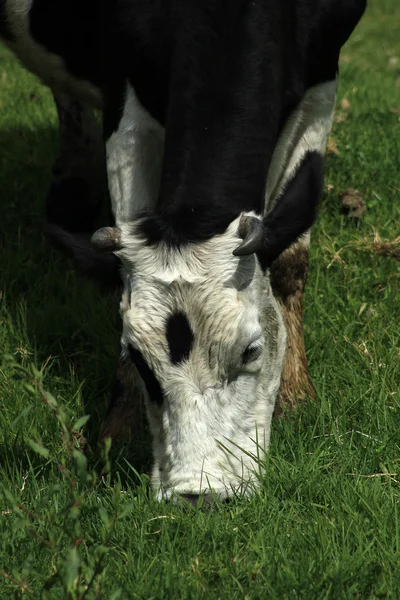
0;0;366;502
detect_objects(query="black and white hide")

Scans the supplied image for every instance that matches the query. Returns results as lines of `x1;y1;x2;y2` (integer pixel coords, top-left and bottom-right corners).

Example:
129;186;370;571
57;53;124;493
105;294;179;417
0;0;366;501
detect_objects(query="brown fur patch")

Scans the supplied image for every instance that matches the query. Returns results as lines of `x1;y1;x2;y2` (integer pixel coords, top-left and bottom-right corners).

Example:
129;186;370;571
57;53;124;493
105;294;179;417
99;357;146;445
270;241;315;413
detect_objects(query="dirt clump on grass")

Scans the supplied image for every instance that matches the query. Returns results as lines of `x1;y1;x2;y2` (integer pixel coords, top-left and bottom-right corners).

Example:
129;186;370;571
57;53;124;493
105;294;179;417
341;188;367;219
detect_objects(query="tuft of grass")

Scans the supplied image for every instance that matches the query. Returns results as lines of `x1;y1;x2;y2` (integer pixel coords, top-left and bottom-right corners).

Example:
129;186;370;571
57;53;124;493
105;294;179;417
1;0;400;597
1;360;134;599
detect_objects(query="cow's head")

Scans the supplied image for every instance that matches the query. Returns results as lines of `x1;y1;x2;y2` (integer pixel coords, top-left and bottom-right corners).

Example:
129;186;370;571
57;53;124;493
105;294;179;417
48;151;322;502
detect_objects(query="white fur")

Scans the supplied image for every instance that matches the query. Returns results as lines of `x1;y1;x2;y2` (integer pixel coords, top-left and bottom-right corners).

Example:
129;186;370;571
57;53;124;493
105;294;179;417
118;215;286;498
106;85;165;224
114;81;337;499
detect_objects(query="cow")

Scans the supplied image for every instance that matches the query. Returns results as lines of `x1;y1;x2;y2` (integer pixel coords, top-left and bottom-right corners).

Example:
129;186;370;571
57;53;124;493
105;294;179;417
0;0;366;503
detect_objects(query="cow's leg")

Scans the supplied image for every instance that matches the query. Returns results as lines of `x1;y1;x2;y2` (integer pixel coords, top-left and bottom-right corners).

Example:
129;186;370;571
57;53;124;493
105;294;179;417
99;83;164;444
270;233;315;414
47;91;106;233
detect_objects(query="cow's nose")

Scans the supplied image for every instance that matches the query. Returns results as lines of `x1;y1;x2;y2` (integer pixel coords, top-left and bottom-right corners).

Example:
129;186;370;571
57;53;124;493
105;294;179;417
179;493;215;508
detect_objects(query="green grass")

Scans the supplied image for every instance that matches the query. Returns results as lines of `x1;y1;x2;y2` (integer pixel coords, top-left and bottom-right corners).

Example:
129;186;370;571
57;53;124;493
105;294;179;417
1;1;400;597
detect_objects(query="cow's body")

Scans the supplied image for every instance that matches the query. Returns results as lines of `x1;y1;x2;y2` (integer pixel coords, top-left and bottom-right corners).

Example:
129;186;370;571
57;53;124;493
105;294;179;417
0;0;366;501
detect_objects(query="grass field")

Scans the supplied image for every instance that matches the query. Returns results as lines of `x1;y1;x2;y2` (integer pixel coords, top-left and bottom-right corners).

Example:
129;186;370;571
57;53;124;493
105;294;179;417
1;1;400;598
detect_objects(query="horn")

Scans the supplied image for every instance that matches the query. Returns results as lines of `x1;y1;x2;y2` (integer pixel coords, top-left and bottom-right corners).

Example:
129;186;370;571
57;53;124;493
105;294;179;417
233;216;265;256
91;226;121;251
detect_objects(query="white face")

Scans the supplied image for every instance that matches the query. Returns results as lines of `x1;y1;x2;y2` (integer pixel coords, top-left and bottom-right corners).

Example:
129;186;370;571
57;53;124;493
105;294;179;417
116;216;286;500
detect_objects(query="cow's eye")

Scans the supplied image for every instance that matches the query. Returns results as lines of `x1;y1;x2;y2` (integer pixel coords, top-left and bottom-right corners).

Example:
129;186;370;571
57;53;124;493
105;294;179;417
242;341;263;365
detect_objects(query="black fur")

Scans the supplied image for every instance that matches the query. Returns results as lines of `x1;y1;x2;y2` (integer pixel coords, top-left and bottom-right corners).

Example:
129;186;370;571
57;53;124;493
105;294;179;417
3;0;366;256
151;0;366;244
136;204;241;247
46;177;102;233
127;344;164;406
29;0;171;125
135;149;323;255
258;151;324;270
24;0;366;246
166;312;194;365
0;0;14;40
44;224;122;289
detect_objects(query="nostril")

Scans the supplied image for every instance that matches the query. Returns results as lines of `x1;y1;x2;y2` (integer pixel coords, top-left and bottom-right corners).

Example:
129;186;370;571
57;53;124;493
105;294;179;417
180;494;199;507
179;493;214;508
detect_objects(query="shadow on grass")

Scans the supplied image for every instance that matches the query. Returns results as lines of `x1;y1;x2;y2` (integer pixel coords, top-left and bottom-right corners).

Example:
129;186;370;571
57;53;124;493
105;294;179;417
0;126;152;478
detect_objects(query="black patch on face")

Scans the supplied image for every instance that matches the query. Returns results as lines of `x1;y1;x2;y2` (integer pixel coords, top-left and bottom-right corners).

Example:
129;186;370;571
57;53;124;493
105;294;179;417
127;344;163;406
166;312;194;365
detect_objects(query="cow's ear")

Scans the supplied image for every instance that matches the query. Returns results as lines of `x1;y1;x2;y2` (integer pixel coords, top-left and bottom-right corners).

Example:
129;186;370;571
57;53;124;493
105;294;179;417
260;151;323;268
44;224;122;290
